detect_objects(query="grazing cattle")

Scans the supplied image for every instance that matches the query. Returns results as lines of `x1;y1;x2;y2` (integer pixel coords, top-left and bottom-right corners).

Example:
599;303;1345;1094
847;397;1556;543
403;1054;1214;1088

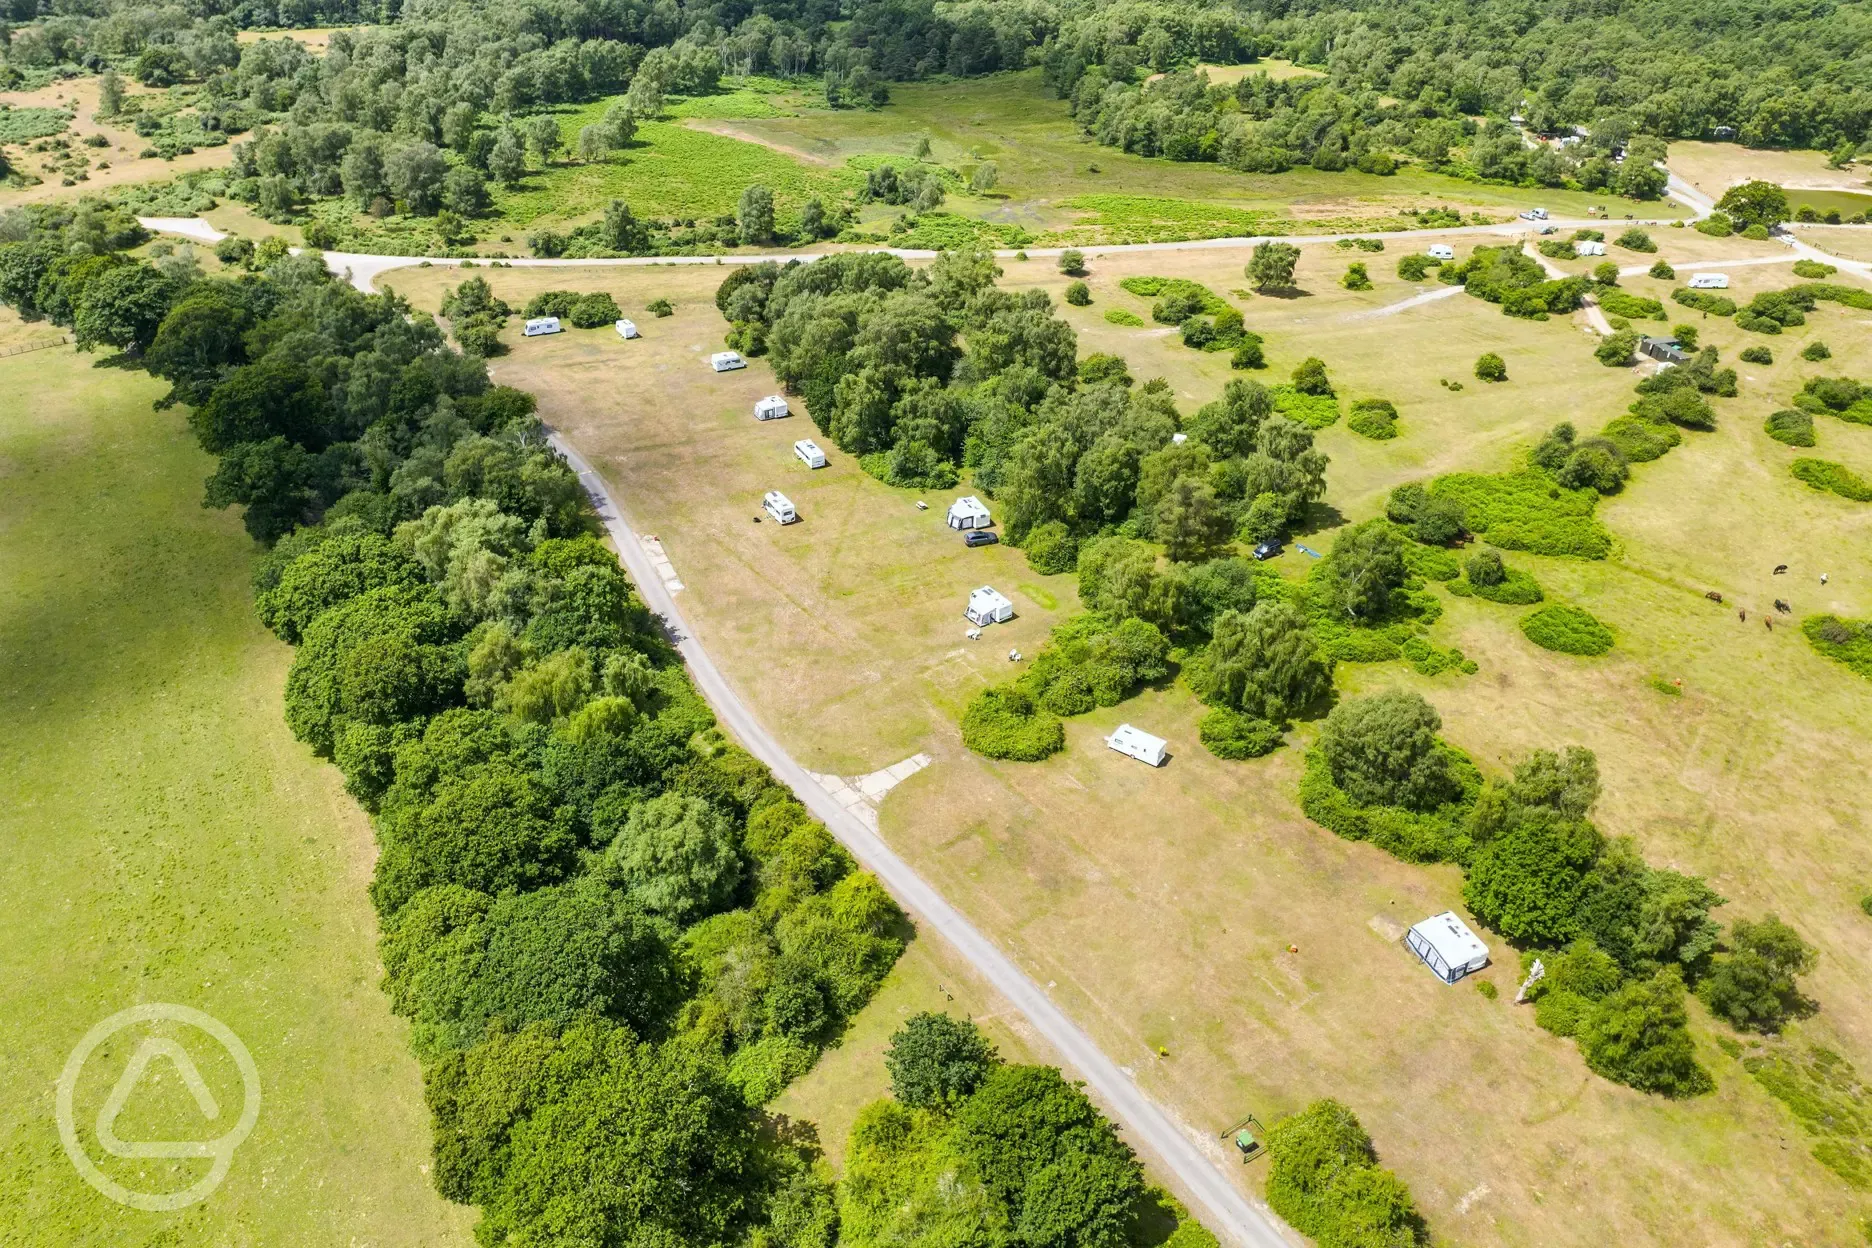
1774;564;1789;575
1775;599;1792;614
1739;608;1747;622
1705;591;1723;603
1766;617;1774;631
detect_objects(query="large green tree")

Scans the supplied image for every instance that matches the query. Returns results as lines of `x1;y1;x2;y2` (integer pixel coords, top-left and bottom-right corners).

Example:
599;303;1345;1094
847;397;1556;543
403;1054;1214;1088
1317;689;1460;811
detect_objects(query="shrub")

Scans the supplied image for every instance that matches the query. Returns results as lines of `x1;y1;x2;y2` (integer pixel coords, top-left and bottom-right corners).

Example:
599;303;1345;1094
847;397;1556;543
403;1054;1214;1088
1347;398;1398;440
1428;471;1610;559
567;291;622;328
1270;385;1339;428
1742;223;1772;240
1342;262;1373;290
1648;259;1676;280
1595;289;1665;321
1579;969;1714;1096
1230;340;1265;369
1298;746;1476;864
1474;352;1506;382
1397;253;1436;280
1521;604;1614;656
1022;521;1078;575
1802;341;1832;361
1464;555;1543;604
1791;458;1872;502
885;1013;998;1109
1595;329;1640;367
1764;409;1815;446
1694;212;1734;238
1802;614;1872;679
1264;1101;1427;1248
1615;228;1656;252
1318;689;1463;812
1792;259;1836;279
1103;308;1145;327
1600;414;1681;463
1198;708;1283;760
1739;345;1773;365
1697;915;1817;1033
961;686;1065;761
1291;356;1333;397
523;290;579;319
646;297;674;316
1672;288;1736;317
1058;249;1086;276
1475;979;1498;999
1064;280;1091;306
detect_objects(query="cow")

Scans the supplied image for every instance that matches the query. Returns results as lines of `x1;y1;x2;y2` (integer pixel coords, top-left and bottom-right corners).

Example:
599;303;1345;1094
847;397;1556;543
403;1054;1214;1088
1774;564;1789;575
1705;591;1723;603
1775;599;1792;614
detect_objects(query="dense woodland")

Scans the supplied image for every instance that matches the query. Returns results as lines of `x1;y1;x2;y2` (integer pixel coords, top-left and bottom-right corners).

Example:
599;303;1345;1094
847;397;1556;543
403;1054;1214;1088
2;0;1868;249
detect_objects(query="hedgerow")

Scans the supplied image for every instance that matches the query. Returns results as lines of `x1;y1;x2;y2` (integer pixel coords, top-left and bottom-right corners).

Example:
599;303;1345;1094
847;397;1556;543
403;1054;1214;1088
1792;458;1872;502
1521;604;1615;655
961;686;1066;761
1803;616;1872;679
1764;409;1815;447
1428;471;1611;559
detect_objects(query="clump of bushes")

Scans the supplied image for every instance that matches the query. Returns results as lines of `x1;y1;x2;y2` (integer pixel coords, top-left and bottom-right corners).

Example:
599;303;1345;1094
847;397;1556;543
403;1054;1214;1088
1803;614;1872;679
1342;262;1373;290
1595;328;1640;367
1103;307;1145;327
960;686;1064;761
1615;227;1656;252
1791;458;1872;502
1298;690;1481;863
1265;1101;1427;1248
1739;345;1773;365
1397;253;1438;280
1648;259;1676;280
1792;259;1837;279
1021;520;1078;574
646;297;674;316
1802;341;1832;361
1198;707;1283;760
1474;352;1507;382
1064;280;1091;306
1427;469;1610;558
1450;549;1543;603
1520;604;1614;655
1673;287;1736;317
1796;376;1872;424
1595;288;1666;321
1347;398;1399;440
1764;409;1815;446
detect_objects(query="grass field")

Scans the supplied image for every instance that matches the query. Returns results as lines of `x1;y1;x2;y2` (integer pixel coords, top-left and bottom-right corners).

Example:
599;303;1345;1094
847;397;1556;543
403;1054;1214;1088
656;71;1687;244
0;339;472;1246
1668;139;1871;196
381;227;1872;1242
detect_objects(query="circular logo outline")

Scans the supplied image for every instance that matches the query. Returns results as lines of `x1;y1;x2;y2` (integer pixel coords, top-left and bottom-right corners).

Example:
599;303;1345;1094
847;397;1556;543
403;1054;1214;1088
56;1003;261;1211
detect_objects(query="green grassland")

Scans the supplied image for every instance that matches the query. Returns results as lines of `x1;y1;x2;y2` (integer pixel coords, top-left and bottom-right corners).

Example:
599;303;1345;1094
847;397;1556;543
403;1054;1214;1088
689;70;1689;242
0;345;472;1245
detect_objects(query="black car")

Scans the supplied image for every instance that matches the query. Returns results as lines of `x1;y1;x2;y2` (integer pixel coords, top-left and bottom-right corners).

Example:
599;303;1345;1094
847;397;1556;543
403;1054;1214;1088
1252;540;1283;561
964;530;999;548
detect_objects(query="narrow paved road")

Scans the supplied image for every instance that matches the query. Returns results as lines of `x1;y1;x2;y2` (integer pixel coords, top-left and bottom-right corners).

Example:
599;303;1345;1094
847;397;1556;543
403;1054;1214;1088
546;431;1300;1248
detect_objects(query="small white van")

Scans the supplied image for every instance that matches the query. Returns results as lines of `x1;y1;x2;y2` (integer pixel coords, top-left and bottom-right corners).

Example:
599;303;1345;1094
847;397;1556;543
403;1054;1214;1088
615;319;639;339
523;316;562;337
763;491;798;524
712;351;747;372
794;439;826;469
1427;243;1455;261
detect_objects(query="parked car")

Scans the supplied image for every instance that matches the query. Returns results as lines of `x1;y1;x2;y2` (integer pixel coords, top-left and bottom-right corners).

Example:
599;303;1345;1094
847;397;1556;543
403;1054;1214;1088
1252;541;1283;561
964;530;999;548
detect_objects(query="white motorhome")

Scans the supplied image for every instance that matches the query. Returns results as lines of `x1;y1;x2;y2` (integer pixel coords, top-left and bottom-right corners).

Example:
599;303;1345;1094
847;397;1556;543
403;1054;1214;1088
1427;243;1455;261
1106;723;1168;767
1406;911;1491;984
712;351;747;372
794;439;826;469
523;316;562;337
965;586;1014;626
762;491;798;524
1575;240;1607;256
615;319;639;339
946;495;992;530
754;395;790;421
1687;272;1731;289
